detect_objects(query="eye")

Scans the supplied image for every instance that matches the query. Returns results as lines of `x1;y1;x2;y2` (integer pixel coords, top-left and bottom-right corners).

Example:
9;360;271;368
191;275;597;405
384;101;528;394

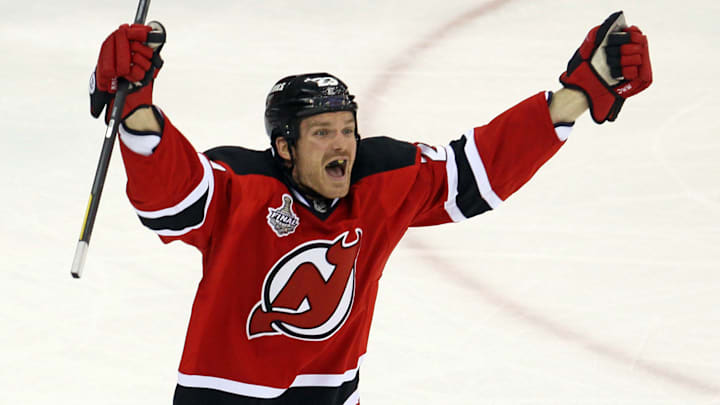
313;128;329;136
342;127;355;136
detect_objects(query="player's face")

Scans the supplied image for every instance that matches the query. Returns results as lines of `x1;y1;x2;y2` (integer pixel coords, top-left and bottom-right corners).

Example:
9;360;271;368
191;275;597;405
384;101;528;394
293;111;357;199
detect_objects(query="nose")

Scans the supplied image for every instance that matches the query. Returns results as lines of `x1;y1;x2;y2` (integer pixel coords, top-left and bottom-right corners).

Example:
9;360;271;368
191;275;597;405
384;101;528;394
329;131;348;150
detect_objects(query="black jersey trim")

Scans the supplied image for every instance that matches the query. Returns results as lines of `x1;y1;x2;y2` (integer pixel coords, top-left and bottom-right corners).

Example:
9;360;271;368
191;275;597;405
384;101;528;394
173;372;359;405
351;136;418;183
134;153;214;236
203;146;339;220
204;138;417;221
205;137;417;184
204;146;283;179
448;135;492;218
138;189;208;231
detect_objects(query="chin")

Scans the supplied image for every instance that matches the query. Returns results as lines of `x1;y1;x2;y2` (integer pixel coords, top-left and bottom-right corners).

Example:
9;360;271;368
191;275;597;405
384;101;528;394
322;185;350;199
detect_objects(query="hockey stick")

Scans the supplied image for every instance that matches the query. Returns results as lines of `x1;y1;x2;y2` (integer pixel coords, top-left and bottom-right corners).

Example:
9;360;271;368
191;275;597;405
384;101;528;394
71;0;152;279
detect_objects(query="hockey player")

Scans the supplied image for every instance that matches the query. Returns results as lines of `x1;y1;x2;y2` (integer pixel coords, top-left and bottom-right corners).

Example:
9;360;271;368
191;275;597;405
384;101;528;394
89;11;651;405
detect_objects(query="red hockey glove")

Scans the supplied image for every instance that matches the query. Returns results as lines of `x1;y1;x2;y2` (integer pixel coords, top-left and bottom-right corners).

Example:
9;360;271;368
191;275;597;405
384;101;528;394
89;21;166;123
559;11;652;124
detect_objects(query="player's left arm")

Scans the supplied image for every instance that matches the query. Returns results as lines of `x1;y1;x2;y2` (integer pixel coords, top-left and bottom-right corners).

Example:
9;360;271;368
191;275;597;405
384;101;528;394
409;12;652;226
409;91;567;227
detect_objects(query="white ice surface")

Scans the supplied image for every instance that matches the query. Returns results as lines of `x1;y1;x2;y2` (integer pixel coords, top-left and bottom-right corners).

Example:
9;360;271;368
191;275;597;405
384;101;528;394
1;0;719;403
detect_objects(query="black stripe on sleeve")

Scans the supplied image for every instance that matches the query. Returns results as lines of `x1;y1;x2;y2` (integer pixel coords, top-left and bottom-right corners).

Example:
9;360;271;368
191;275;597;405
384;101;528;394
448;135;492;218
138;189;209;232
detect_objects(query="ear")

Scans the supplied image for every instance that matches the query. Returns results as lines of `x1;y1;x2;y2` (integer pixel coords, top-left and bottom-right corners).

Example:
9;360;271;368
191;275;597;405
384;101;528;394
275;137;292;161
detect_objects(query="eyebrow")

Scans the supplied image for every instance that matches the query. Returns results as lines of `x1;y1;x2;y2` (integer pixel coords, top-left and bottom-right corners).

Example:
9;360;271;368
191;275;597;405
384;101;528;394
306;118;355;129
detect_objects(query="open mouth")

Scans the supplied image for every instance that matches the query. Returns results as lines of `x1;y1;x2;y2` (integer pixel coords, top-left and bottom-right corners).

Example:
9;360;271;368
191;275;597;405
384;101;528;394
325;159;348;179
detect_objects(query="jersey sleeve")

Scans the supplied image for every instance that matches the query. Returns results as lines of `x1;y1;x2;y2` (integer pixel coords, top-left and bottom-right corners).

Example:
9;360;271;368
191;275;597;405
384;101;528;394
118;107;228;251
409;91;570;226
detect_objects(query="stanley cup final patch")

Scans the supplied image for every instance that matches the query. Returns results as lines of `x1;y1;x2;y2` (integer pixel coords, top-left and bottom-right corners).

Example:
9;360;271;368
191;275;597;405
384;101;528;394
267;194;300;237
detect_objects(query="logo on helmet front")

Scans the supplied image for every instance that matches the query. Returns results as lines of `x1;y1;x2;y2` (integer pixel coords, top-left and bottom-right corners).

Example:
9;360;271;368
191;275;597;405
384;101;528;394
247;229;362;341
270;82;287;93
304;77;340;87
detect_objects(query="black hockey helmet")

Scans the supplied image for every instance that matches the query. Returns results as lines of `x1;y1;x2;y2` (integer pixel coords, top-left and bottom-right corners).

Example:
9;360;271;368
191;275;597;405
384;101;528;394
264;73;358;154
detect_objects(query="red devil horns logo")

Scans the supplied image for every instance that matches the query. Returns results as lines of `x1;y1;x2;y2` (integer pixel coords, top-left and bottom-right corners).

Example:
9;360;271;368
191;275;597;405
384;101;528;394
247;229;362;341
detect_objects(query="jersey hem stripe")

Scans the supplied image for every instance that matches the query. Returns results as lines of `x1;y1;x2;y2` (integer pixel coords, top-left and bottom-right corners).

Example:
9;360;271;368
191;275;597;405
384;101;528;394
177;354;364;399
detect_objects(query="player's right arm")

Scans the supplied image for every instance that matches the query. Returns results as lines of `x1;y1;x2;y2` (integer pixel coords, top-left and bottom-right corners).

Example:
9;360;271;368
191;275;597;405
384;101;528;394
89;23;222;251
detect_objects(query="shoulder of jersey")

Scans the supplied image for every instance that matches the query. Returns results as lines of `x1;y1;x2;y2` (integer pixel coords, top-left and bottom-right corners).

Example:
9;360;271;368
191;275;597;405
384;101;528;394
204;137;417;183
204;146;284;180
351;136;418;183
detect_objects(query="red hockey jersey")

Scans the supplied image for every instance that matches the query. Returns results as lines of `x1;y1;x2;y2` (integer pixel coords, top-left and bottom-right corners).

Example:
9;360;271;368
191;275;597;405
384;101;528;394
118;92;569;404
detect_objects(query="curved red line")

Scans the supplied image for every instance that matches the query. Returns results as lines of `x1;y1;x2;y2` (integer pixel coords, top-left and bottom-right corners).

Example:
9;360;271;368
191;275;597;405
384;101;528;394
362;0;720;396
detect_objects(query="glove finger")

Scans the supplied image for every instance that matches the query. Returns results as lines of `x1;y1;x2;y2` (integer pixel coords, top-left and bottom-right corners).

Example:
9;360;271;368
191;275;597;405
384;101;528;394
623;26;647;45
622;65;639;80
626;25;652;83
130;41;154;59
620;43;643;56
606;45;621;58
610;65;623;79
131;52;152;71
624;25;644;36
622;54;643;67
128;65;147;82
126;24;151;41
639;51;653;83
607;32;631;46
114;26;131;77
607;51;623;79
629;31;646;45
99;35;117;84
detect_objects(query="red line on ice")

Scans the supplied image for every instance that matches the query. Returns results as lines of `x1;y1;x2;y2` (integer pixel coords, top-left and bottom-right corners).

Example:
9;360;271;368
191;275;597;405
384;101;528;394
363;0;720;396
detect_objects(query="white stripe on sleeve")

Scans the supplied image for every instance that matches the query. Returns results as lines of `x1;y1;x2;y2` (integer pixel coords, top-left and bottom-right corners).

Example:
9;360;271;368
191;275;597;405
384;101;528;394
554;124;573;142
443;145;466;222
119;123;161;156
135;153;215;237
463;129;503;209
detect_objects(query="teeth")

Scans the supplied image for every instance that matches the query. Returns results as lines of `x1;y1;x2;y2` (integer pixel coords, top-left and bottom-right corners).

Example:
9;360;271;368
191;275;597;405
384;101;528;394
337;159;345;165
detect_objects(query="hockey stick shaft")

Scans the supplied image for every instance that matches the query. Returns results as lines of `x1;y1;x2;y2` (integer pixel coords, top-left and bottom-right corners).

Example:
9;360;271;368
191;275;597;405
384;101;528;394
71;0;152;279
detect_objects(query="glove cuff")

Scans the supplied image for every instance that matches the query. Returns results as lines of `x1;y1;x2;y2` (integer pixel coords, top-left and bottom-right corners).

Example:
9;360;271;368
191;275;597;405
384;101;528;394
560;66;623;124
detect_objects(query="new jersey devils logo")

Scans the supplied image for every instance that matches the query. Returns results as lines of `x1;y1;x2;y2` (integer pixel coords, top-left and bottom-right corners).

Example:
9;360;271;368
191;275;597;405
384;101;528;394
247;229;362;341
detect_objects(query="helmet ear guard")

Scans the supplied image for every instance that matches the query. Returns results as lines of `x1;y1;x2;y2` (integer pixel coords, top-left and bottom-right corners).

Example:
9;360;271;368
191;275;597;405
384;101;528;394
269;123;298;160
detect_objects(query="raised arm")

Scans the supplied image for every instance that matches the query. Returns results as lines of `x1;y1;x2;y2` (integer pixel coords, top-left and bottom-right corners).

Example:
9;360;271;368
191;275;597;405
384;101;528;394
88;22;221;251
409;12;652;227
